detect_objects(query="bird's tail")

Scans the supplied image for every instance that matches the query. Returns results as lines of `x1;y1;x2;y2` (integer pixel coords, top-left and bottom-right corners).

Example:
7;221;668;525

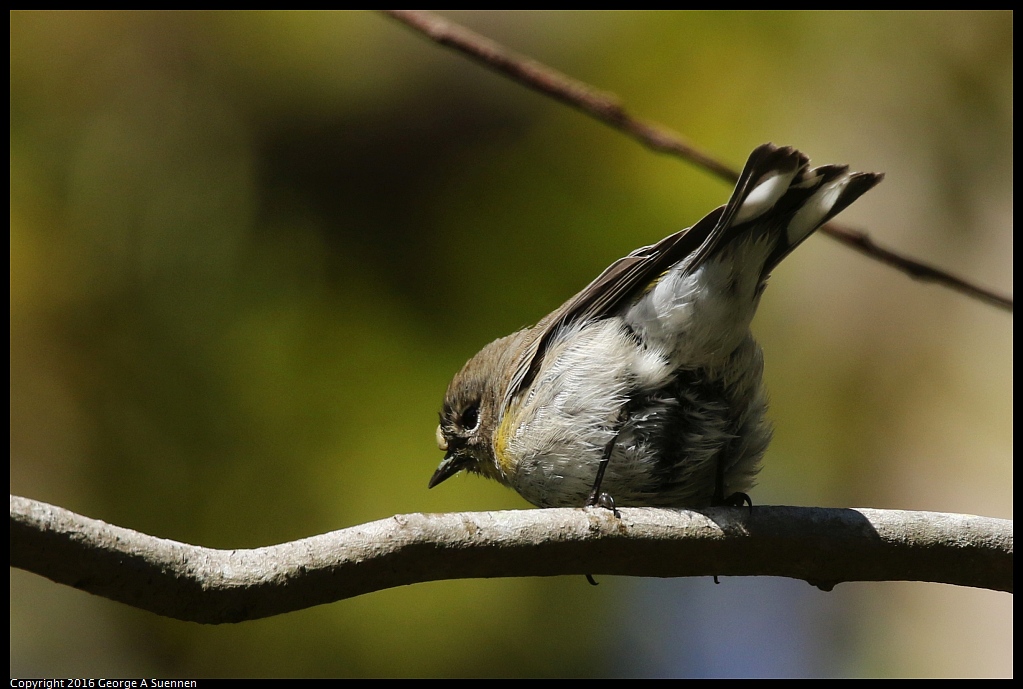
620;144;884;368
717;143;884;277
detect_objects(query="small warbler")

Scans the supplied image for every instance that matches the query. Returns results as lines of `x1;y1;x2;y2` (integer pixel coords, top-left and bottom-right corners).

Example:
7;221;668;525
431;143;882;509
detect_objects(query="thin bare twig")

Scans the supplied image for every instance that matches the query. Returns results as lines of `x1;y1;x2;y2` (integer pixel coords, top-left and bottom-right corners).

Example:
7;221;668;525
10;495;1013;624
382;10;735;180
823;225;1014;311
382;10;1012;313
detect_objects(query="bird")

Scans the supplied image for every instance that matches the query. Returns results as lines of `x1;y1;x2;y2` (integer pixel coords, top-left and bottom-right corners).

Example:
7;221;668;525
430;143;882;510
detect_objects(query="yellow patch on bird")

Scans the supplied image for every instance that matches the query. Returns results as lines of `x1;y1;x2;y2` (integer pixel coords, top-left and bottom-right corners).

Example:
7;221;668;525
493;407;517;474
642;270;669;295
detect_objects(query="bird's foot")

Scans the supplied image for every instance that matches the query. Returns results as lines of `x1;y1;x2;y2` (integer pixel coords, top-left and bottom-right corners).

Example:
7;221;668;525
713;491;753;515
586;490;620;518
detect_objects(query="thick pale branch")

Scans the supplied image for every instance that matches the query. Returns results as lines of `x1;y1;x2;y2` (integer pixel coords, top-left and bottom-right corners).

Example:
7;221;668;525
10;495;1012;625
382;10;1012;313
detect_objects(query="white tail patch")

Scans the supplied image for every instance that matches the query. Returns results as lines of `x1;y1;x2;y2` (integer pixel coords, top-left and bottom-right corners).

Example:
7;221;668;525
792;168;824;189
787;173;852;244
733;168;800;225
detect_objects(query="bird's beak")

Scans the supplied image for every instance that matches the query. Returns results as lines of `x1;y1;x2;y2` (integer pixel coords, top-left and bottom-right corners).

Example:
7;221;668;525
429;450;471;489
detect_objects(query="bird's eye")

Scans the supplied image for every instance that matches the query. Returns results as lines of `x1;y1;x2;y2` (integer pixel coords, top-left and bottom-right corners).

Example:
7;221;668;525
460;404;481;432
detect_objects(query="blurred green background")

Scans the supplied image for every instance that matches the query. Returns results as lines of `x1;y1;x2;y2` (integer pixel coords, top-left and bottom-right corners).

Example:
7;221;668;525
10;10;1012;678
